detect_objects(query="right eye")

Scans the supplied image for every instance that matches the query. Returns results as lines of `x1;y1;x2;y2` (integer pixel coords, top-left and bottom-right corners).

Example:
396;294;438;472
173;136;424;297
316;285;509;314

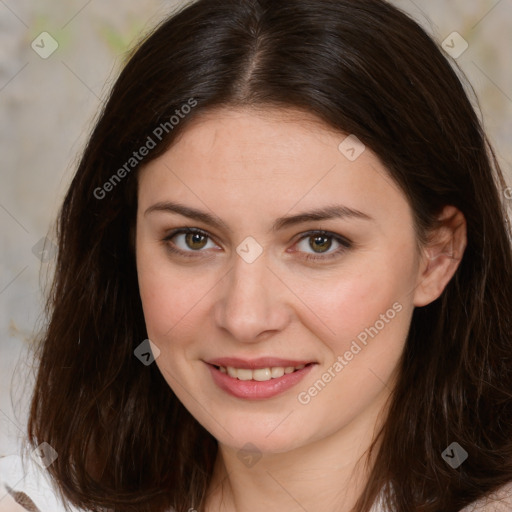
162;228;220;258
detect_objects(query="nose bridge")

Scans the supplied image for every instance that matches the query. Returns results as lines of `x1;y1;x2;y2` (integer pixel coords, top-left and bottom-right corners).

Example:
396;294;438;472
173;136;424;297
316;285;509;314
214;251;289;341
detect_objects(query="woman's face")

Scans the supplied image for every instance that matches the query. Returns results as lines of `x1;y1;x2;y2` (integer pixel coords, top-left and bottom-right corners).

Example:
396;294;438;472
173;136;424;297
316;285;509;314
135;107;425;454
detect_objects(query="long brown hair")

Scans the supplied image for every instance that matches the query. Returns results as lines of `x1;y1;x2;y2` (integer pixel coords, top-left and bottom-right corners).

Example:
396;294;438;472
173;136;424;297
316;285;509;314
27;0;512;511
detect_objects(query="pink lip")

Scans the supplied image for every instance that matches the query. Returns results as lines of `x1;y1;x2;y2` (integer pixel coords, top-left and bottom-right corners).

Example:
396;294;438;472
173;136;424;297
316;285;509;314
206;357;315;369
205;361;316;400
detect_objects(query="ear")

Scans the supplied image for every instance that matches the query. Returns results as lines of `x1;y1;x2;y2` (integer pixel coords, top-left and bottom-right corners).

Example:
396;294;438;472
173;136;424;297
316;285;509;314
413;205;467;307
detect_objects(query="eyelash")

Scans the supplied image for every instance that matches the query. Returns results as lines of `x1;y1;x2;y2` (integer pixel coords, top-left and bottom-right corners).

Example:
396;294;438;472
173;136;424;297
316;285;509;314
162;228;352;262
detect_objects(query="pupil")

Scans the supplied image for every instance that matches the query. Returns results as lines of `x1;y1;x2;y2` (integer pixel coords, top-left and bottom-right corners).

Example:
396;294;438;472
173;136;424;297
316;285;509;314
186;232;207;250
310;235;331;253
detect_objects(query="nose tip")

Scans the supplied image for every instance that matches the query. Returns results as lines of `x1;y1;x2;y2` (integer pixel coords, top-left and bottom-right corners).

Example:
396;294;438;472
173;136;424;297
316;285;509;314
213;256;291;343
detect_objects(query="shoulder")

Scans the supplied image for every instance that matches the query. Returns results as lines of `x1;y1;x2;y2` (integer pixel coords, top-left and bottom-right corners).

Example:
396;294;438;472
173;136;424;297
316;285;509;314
0;486;39;512
1;453;177;512
369;482;512;512
0;453;77;512
459;481;512;512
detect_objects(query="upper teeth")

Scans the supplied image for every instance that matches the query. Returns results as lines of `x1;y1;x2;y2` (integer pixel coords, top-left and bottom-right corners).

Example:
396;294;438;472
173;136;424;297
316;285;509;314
219;364;306;381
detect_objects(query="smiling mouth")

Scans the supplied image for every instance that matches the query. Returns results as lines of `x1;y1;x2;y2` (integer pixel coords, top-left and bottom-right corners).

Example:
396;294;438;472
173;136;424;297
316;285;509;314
211;363;315;381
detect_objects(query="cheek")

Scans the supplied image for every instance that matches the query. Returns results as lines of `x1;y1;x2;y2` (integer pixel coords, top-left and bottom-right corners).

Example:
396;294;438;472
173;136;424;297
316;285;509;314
292;269;412;427
289;261;411;353
135;238;211;343
137;269;212;344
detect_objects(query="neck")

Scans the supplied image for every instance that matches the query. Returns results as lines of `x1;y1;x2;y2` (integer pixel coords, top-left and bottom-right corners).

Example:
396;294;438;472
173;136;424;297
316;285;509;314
203;386;391;512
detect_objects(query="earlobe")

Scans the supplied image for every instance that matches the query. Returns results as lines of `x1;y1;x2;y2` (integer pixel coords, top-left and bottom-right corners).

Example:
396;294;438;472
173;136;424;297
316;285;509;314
413;205;467;307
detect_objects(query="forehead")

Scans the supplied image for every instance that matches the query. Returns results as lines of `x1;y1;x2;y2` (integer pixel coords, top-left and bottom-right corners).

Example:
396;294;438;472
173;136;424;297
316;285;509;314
137;107;408;228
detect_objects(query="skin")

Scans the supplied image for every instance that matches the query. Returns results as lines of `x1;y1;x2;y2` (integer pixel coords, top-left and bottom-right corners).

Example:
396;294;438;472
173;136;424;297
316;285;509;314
135;107;467;512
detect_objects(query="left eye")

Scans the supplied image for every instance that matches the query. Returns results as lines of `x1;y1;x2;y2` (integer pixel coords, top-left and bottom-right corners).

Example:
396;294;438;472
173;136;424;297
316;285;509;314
297;233;336;254
294;232;350;259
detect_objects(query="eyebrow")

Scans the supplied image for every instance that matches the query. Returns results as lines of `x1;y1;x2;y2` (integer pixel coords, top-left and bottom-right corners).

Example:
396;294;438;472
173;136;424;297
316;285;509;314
144;200;373;233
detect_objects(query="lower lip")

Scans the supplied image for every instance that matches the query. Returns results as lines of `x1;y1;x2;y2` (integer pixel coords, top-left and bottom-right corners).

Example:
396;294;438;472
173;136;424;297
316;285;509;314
206;363;315;400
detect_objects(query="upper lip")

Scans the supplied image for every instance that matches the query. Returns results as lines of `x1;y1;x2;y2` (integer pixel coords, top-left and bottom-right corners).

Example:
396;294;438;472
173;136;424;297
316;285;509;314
205;357;316;369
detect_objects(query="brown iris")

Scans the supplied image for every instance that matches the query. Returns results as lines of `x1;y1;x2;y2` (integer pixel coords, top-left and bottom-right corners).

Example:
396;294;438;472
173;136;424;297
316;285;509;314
309;234;332;253
185;232;208;250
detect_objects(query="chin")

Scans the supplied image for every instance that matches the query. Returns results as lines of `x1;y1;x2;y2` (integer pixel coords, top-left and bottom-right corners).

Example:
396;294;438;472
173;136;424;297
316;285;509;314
211;417;315;454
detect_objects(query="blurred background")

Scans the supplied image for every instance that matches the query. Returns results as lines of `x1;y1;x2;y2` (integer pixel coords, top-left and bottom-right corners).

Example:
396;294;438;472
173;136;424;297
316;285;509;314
1;0;511;456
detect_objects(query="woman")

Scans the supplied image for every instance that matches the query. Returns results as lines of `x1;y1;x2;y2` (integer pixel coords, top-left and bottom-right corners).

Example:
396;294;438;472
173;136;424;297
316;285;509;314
4;0;511;511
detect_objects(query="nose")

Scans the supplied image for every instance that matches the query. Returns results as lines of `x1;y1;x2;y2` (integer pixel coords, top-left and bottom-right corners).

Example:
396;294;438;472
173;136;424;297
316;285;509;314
213;251;291;343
